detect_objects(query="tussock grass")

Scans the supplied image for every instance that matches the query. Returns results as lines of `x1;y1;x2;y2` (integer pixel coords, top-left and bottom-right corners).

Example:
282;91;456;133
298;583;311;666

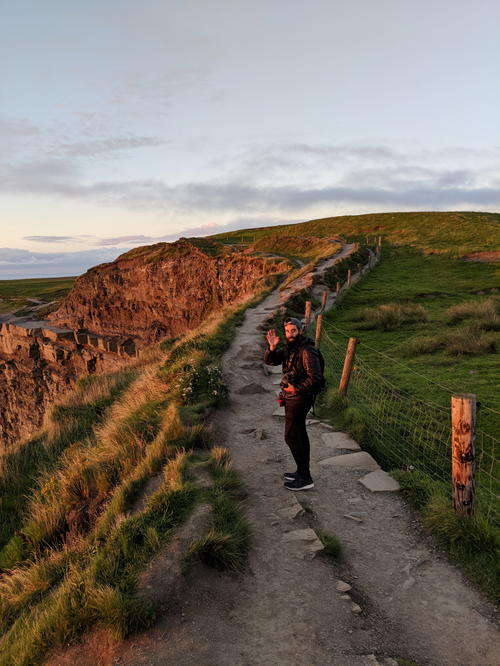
350;302;428;331
447;296;500;326
185;447;251;573
316;530;342;559
0;368;136;558
405;325;497;357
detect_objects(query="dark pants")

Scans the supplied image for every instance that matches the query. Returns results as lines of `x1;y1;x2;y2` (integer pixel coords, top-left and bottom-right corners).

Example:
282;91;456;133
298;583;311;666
284;395;313;480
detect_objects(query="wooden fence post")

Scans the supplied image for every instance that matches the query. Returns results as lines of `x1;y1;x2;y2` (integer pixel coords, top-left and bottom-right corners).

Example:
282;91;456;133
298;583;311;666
451;394;476;515
339;338;357;396
347;269;351;287
321;290;327;312
315;313;323;349
304;300;311;330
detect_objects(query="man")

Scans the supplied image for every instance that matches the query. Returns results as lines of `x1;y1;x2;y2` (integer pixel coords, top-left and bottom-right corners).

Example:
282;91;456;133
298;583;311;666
264;317;323;490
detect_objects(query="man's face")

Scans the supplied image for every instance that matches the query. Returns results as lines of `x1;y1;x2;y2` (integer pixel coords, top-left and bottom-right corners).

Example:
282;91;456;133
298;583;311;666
284;324;301;342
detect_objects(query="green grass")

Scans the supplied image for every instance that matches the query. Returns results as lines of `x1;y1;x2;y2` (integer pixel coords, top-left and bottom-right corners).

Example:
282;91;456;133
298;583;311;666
0;276;75;314
184;446;251;573
322;245;500;434
212;210;500;257
317;530;342;559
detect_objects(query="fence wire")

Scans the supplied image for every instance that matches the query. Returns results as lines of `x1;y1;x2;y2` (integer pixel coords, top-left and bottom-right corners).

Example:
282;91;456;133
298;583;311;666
319;328;500;527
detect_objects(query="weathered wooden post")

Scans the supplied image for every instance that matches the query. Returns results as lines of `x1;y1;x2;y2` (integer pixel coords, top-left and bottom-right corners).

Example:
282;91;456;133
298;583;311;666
315;313;323;349
347;269;351;287
451;394;476;515
338;337;357;396
304;300;311;330
321;290;327;312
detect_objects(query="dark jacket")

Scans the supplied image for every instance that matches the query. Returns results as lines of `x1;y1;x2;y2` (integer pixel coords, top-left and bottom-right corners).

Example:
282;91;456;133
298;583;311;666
264;335;323;396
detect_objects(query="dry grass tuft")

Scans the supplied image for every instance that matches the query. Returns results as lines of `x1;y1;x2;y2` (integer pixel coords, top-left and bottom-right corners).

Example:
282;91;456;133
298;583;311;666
351;302;427;331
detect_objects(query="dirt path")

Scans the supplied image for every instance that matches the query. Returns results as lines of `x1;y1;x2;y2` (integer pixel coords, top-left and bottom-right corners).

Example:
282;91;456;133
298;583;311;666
114;247;500;666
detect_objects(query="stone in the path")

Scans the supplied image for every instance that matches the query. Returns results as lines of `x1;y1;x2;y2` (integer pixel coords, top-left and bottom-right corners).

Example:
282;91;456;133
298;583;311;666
269;364;282;374
321;432;361;451
319;422;334;430
306;418;319;425
318;451;380;470
359;469;400;492
336;580;352;592
351;603;362;614
273;406;285;417
236;382;270;394
340;594;351;600
343;514;363;523
282;528;324;560
278;497;305;521
271;376;281;385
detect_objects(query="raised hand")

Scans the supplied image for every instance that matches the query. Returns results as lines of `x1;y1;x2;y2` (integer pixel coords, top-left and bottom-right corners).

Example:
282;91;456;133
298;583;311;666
266;328;280;350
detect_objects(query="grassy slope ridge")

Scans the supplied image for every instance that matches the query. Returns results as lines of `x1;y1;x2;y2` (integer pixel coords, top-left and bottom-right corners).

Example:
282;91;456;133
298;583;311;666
213;210;500;255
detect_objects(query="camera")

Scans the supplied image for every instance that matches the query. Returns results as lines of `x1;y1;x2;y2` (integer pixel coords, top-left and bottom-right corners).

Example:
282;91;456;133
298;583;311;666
280;372;297;389
277;372;297;406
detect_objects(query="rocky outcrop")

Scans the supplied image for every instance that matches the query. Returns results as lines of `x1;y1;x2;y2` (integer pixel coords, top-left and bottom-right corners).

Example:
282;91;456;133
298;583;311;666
0;239;290;446
48;239;289;346
0;318;128;445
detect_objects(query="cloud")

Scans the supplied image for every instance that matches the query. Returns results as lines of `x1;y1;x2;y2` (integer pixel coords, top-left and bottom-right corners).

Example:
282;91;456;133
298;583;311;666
1;138;499;220
50;135;165;157
23;235;81;243
0;247;122;279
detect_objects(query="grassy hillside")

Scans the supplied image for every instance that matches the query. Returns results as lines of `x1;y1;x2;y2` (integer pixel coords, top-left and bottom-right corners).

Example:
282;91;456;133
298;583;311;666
0;276;75;315
214;211;500;256
0;287;271;665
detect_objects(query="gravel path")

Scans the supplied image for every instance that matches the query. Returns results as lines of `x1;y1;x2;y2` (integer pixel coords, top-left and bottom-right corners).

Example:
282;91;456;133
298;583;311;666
111;248;500;666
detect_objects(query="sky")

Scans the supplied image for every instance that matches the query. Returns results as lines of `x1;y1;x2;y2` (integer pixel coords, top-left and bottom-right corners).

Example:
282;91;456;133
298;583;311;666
1;0;499;278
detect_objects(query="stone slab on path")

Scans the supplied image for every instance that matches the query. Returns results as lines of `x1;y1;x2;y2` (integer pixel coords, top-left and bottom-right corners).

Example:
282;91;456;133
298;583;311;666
273;406;285;417
281;527;324;560
319;451;380;470
321;432;361;451
359;470;400;492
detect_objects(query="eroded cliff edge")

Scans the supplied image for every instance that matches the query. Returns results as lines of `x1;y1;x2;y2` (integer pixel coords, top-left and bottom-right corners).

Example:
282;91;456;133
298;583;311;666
0;238;290;446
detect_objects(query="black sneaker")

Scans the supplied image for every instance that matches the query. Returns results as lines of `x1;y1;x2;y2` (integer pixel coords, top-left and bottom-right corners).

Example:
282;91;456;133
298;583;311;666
283;471;298;481
284;477;314;491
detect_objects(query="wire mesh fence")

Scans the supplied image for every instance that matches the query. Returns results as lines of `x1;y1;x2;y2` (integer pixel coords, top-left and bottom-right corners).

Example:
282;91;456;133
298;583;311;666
319;327;500;527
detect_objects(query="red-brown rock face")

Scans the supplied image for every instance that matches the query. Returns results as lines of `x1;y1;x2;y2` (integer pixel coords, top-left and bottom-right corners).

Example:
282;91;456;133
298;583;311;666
48;239;289;346
0;320;125;445
0;239;289;446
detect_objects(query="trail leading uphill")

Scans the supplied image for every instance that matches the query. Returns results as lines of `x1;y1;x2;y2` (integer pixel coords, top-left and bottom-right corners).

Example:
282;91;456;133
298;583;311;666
51;244;500;666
